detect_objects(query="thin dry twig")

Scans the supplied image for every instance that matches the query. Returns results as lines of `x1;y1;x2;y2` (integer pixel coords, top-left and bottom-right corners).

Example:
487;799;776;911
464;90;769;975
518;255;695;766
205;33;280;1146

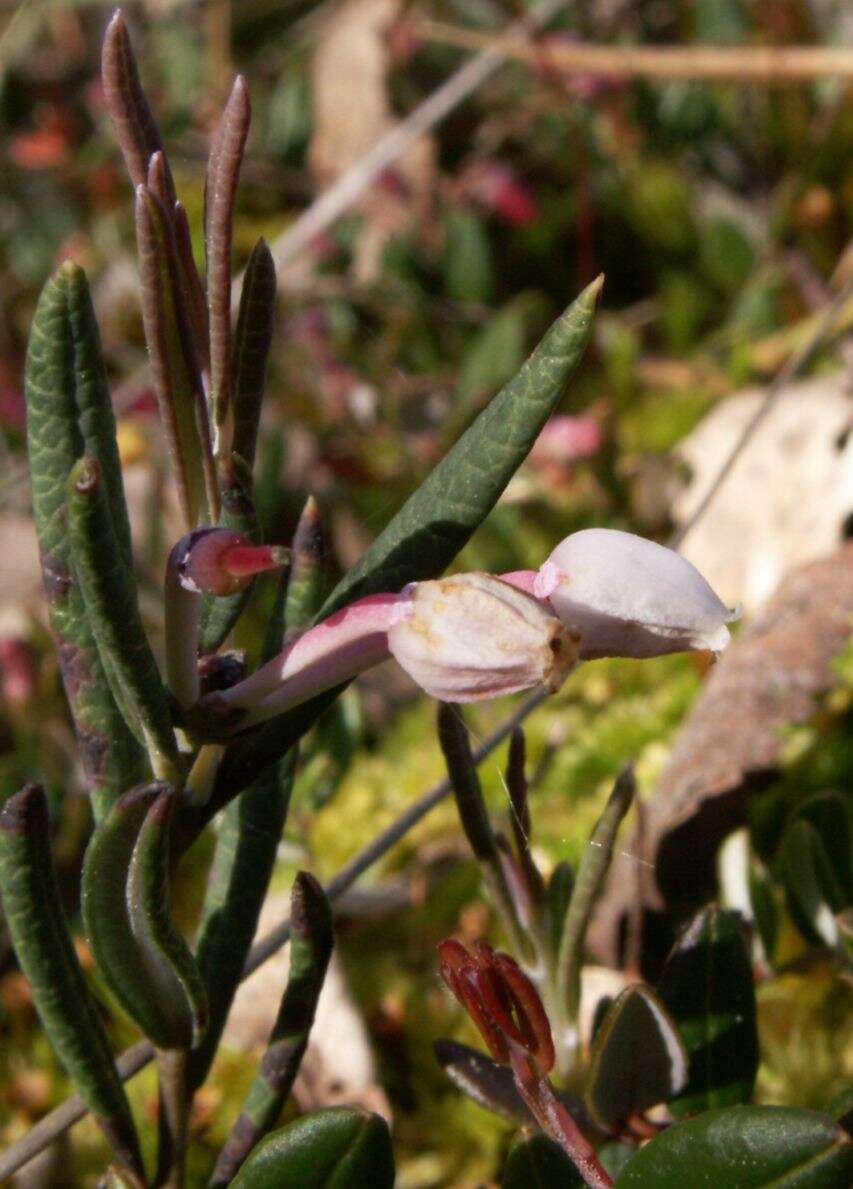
416;21;853;82
230;0;574;306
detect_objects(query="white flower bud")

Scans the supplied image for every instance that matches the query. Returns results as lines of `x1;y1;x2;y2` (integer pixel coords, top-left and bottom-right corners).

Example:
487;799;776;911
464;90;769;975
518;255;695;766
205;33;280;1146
387;573;579;702
537;528;737;660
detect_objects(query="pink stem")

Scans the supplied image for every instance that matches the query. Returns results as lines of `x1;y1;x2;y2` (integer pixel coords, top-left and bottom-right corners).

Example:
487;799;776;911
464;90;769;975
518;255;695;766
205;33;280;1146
509;1046;613;1189
216;592;410;725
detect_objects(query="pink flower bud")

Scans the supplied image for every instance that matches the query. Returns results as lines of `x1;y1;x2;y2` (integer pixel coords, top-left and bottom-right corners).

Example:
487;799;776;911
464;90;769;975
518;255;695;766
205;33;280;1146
175;529;290;596
387;573;579;702
535;529;737;660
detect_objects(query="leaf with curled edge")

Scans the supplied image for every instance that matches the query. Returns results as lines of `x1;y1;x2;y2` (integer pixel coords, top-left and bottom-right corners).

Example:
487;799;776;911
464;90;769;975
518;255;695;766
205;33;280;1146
126;788;208;1049
24;263;146;819
0;785;144;1178
82;784;200;1050
135;184;216;528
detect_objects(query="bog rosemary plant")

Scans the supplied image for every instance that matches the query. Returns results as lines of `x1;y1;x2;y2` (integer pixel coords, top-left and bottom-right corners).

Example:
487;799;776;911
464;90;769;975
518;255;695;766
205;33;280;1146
4;12;851;1189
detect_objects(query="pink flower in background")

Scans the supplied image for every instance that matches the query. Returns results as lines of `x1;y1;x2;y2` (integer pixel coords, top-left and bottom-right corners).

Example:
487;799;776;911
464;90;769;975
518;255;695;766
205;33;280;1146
529;414;603;470
461;159;538;227
0;639;37;707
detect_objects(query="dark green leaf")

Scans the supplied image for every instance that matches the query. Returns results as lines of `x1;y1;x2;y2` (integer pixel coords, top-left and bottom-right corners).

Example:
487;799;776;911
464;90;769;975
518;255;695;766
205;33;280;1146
748;862;778;963
319;277;601;619
0;786;144;1178
437;703;530;959
189;576;297;1092
614;1105;853;1188
546;860;574;965
657;906;758;1115
503;1133;584;1188
211;873;334;1187
776;819;845;949
586;983;687;1128
790;792;852;904
228;1107;394;1189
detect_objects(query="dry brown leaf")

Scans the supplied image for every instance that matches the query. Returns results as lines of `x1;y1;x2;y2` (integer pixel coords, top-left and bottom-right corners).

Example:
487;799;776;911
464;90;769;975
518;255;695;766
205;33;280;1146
589;543;853;965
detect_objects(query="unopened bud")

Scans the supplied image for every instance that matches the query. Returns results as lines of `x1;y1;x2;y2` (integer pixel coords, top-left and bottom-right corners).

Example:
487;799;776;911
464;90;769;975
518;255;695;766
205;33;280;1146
175;529;289;596
536;528;737;660
387;573;578;702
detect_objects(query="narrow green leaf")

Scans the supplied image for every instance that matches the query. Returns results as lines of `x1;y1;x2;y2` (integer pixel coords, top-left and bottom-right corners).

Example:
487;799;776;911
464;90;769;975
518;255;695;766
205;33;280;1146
748;861;779;964
198;455;261;655
546;860;574;965
126;788;208;1048
614;1106;853;1188
188;564;298;1091
68;456;179;782
503;1133;585;1188
0;785;144;1179
557;766;635;1024
227;1107;395;1189
232;238;277;471
188;748;297;1092
135;184;216;528
211;873;333;1187
25;263;147;819
319;276;601;619
657;906;758;1115
82;784;198;1049
586;984;687;1129
437;703;531;960
285;496;332;630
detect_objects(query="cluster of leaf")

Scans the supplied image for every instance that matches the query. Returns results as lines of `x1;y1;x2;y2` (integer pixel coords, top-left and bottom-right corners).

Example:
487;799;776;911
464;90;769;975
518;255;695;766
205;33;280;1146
0;12;600;1186
428;707;853;1187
